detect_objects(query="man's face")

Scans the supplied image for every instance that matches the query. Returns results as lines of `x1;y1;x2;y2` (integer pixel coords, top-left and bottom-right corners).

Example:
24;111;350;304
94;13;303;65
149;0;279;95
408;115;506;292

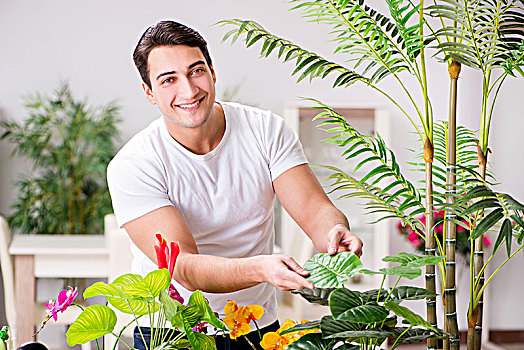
143;45;216;129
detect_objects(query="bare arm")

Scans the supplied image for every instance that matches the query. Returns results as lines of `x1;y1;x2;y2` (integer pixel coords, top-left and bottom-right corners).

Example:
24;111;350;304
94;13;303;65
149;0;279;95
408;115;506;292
274;164;363;256
123;205;314;292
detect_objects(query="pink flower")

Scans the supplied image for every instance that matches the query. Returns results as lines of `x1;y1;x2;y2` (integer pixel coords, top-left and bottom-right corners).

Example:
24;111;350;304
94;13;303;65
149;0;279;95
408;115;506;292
45;286;78;321
154;233;180;279
169;283;184;303
407;232;419;242
483;235;491;247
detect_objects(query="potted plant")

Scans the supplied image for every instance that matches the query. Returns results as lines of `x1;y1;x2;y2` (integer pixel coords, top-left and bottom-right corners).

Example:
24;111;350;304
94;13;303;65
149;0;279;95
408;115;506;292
219;0;524;348
0;83;120;235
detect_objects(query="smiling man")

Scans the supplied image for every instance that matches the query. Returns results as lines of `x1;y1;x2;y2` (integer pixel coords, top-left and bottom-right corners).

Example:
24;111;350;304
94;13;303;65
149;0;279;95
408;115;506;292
107;20;363;350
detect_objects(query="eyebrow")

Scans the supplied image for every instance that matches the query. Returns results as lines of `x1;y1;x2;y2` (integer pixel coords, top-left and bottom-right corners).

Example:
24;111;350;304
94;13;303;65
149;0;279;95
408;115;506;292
155;60;206;81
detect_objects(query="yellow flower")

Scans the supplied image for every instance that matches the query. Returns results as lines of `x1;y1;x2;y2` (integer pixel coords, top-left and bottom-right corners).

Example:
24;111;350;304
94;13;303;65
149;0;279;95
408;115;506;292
260;319;318;350
224;300;265;339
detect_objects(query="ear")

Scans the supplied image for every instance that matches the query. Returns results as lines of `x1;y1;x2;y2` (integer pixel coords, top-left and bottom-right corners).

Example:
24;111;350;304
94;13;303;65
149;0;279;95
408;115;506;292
142;83;157;105
209;63;217;84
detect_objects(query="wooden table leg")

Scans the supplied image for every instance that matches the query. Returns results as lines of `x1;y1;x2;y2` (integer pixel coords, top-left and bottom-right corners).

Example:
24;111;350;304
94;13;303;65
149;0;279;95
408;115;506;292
15;255;35;347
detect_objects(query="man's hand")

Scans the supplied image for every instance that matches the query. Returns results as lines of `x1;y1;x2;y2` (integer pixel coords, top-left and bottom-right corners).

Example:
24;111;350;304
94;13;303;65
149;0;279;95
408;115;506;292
327;224;363;257
258;254;314;291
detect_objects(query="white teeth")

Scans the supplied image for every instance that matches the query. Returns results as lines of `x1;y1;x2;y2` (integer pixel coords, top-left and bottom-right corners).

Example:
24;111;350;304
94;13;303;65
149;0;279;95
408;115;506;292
178;100;200;109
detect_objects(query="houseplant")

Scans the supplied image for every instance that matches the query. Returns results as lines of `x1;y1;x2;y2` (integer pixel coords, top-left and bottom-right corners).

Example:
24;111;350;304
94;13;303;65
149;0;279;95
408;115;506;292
0;82;120;235
219;0;524;348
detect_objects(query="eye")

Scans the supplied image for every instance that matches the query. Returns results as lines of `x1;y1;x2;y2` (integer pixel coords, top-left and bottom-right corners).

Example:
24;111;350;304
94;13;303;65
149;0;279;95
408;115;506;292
161;77;175;85
191;68;205;76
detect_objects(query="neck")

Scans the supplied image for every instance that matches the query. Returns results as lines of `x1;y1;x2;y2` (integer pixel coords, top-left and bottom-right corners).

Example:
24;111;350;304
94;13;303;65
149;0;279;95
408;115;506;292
165;102;225;155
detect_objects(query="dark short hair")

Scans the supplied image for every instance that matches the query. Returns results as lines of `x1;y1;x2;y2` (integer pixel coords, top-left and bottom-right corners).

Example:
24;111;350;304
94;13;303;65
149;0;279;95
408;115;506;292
133;21;212;89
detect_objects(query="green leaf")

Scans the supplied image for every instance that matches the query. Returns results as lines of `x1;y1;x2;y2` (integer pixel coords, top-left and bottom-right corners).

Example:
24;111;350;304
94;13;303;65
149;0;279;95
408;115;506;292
382;252;444;267
279;321;321;336
392;327;446;344
84;281;124;299
188;290;229;331
285;333;337;350
360;266;421;280
329;288;389;323
159;290;182;321
107;296;160;316
470;208;504;240
112;273;143;286
182;314;216;350
171;304;203;331
122;269;171;299
66;305;117;346
291;288;335;306
384;301;435;331
388;286;438;301
304;252;363;288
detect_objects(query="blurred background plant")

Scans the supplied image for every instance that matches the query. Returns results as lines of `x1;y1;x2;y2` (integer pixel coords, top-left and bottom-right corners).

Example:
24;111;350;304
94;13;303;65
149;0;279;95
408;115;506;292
0;82;120;235
397;210;491;263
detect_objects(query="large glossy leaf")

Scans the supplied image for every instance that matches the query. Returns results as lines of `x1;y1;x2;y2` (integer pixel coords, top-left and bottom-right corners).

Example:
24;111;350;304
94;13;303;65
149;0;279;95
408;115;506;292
329;288;389;323
392;327;446;344
384;301;435;331
362;287;436;303
388;286;437;301
280;320;321;336
360;266;421;280
112;273;143;286
188;290;228;331
84;281;124;299
320;315;386;343
382;252;445;267
181;313;216;350
66;305;116;346
122;269;170;299
171;304;203;331
285;333;337;350
107;296;160;316
304;252;363;288
159;290;182;321
291;288;335;306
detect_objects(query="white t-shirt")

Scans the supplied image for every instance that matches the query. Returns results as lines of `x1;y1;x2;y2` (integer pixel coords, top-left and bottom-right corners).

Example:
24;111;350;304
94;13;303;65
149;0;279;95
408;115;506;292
107;101;308;329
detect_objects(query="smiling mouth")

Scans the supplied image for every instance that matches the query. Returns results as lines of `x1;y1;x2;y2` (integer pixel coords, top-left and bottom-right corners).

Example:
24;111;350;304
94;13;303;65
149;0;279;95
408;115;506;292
176;96;205;110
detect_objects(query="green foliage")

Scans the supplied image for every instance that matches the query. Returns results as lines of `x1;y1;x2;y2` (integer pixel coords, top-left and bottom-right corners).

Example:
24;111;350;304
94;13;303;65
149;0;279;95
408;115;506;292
66;305;117;346
70;269;222;350
287;253;445;349
428;0;524;73
456;182;524;257
0;83;120;234
303;252;363;288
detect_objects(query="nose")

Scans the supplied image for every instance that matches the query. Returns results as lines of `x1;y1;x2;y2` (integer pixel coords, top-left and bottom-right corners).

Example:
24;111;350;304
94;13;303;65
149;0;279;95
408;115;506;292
177;76;199;100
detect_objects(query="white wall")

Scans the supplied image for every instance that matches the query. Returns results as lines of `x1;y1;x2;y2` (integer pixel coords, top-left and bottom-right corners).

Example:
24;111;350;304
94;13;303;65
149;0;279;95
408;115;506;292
1;0;523;331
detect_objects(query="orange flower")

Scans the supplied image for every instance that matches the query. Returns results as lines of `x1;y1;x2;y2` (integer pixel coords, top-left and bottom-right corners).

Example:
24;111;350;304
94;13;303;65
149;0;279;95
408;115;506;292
224;301;265;339
260;319;318;350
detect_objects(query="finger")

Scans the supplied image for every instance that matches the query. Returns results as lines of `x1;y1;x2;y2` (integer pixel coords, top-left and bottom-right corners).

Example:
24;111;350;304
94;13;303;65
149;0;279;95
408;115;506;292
282;256;309;276
327;228;344;255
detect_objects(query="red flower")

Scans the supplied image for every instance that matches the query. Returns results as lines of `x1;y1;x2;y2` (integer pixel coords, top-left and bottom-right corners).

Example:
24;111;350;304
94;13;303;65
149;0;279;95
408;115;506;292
154;233;180;279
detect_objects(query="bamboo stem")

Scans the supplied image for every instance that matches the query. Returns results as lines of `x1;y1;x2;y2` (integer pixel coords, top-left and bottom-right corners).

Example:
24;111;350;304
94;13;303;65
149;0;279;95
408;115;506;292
473;160;487;350
445;60;461;350
424;137;438;350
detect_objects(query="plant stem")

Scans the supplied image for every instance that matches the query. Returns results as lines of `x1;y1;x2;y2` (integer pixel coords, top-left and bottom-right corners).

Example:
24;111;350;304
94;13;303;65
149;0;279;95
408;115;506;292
445;60;461;350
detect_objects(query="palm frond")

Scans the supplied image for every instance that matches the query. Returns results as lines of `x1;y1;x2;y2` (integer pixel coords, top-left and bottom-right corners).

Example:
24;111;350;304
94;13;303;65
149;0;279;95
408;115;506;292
309;100;424;227
289;0;427;82
428;0;524;73
218;19;369;87
456;182;524;257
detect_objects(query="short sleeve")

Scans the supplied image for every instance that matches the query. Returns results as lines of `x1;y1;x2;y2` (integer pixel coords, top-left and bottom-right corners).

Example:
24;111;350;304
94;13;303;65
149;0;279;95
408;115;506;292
107;155;173;227
264;112;308;181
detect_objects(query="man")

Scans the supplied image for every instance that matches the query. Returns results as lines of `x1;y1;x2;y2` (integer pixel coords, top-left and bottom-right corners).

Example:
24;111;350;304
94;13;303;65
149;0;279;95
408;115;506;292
107;20;363;349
